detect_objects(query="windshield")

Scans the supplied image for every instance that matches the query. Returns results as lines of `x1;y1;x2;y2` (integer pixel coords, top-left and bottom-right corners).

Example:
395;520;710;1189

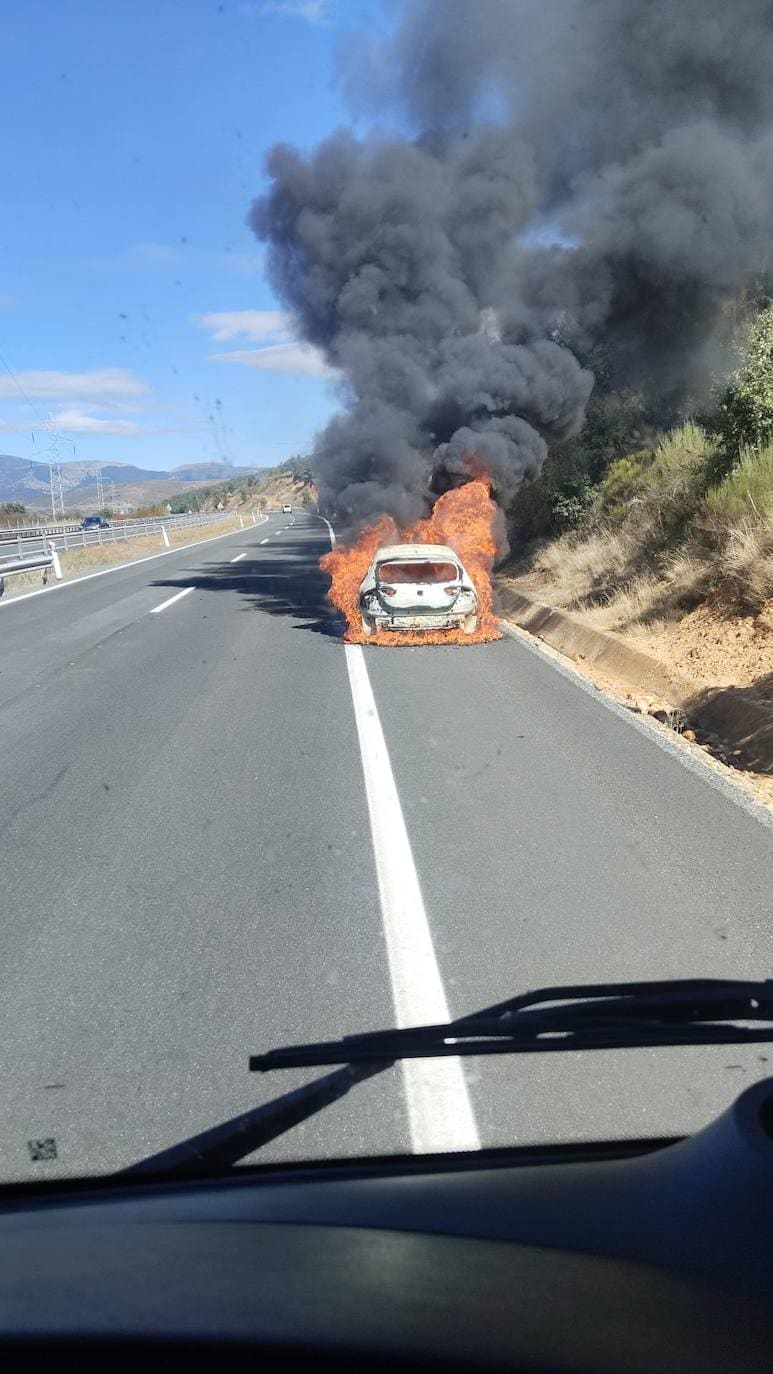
2;0;773;1184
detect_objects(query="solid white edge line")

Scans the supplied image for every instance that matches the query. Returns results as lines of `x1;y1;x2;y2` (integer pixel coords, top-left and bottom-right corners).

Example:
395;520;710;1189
0;515;268;609
344;644;480;1153
323;511;478;1153
149;585;196;614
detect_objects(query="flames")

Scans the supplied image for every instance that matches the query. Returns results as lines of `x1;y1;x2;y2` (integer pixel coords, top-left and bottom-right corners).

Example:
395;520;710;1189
320;478;502;645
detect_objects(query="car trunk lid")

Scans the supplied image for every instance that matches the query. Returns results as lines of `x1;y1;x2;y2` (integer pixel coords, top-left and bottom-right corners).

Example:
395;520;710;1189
376;558;461;612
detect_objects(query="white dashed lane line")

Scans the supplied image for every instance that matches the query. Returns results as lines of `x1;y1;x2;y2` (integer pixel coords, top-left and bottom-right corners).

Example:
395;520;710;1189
149;586;196;615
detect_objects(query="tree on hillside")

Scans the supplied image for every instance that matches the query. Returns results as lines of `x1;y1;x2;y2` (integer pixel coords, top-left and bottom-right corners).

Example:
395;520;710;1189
709;302;773;467
0;501;28;520
277;453;314;483
507;383;651;540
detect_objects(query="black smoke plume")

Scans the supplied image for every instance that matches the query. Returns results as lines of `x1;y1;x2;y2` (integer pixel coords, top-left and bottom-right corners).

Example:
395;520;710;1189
250;0;773;528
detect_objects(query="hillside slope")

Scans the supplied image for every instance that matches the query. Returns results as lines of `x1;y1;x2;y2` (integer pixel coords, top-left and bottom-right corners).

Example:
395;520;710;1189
201;469;317;514
0;452;264;509
503;308;773;747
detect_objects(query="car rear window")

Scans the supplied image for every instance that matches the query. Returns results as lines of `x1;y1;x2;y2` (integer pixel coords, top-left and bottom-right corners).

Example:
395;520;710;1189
377;560;459;584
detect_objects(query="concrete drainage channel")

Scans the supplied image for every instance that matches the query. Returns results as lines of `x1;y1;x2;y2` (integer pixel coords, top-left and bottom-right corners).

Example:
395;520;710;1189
496;581;773;782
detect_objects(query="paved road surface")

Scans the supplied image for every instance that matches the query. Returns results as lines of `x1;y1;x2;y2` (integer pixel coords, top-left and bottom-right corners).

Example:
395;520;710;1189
0;511;771;1179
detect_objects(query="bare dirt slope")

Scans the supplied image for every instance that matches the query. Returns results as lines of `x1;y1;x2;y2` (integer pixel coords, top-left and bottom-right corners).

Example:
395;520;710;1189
500;562;773;804
206;473;316;513
508;551;773;709
627;600;773;704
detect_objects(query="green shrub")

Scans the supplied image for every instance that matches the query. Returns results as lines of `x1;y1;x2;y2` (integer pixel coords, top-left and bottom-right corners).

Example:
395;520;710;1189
0;501;29;527
507;381;652;543
705;443;773;523
550;483;594;530
508;445;584;539
647;422;714;483
578;388;650;480
632;423;717;537
596;451;653;519
709;303;773;466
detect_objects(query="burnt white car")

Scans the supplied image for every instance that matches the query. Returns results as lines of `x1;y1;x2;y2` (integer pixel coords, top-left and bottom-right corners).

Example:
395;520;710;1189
358;543;478;636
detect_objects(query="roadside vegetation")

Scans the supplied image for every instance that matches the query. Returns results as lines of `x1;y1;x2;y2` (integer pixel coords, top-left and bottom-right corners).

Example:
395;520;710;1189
0;501;29;525
506;301;773;635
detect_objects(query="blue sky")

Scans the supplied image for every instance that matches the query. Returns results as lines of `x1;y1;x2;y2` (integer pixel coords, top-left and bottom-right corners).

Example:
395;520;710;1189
0;0;382;473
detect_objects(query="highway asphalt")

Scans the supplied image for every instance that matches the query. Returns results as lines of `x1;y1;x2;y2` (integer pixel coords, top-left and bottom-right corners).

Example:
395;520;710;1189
0;510;772;1179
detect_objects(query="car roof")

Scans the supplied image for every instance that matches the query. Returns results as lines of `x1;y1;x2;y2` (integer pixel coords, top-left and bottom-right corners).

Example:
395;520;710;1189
375;543;460;562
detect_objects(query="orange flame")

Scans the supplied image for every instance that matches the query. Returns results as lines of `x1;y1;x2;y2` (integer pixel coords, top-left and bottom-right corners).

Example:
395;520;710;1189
320;478;502;645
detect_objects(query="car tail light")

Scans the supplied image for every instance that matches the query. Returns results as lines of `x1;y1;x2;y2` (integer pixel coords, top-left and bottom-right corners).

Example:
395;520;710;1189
444;585;458;596
380;585;396;597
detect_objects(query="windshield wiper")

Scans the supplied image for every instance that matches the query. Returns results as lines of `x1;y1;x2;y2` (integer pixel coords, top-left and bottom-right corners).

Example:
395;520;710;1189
250;978;773;1070
123;978;773;1176
122;1060;392;1176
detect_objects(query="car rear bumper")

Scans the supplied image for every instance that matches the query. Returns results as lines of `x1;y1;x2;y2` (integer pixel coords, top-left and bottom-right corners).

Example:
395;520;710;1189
370;611;472;631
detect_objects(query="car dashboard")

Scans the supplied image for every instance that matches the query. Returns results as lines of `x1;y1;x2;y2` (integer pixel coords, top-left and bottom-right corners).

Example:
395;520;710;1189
0;1079;771;1372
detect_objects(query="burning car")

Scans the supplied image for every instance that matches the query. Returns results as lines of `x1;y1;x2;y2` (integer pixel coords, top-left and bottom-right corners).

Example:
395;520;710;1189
358;543;478;637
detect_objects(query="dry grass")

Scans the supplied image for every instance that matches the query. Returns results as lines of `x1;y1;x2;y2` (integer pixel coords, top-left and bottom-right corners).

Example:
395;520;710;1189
531;528;635;607
2;514;243;599
588;551;710;631
512;423;773;638
518;518;713;631
514;509;773;632
719;514;773;610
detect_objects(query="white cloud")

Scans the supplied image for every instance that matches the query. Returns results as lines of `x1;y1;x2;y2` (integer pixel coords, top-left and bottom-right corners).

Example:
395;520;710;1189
211;341;337;377
198;312;335;376
0;408;200;437
46;409;145;436
240;1;333;22
51;409;205;437
0;411;134;436
0;368;151;403
194;309;291;343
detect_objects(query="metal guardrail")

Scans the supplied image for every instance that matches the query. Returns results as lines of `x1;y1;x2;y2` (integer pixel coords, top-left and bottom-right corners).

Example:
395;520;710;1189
0;509;253;560
0;542;63;597
1;522;82;538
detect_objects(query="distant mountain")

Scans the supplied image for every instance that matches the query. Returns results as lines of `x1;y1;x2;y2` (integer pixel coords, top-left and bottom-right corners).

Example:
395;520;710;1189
0;454;263;510
0;453;63;502
169;462;265;482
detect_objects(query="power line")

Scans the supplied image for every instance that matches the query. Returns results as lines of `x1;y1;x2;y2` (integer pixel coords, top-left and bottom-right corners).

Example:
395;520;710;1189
46;414;65;519
0;346;49;429
0;346;76;517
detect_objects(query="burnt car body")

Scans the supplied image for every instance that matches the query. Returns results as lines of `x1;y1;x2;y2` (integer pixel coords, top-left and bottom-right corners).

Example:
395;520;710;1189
358;542;478;636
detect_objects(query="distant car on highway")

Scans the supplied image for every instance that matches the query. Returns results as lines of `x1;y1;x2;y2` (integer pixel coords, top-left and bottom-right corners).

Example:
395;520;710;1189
81;515;110;531
358;542;478;637
282;503;292;514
